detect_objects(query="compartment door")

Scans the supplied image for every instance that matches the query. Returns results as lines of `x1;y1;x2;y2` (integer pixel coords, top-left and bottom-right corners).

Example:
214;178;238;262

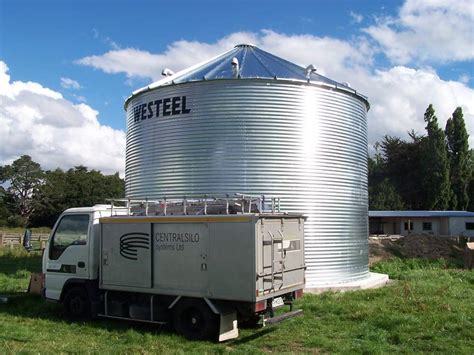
153;223;209;294
101;223;152;288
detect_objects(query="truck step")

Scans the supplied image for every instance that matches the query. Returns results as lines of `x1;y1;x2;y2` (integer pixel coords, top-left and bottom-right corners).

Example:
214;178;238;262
264;309;303;325
98;313;167;325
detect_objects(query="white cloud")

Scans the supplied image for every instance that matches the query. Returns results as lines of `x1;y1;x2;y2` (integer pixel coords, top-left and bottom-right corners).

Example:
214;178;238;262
75;30;373;83
0;61;125;175
76;31;259;81
60;77;81;90
363;0;474;64
350;11;364;24
352;66;474;148
458;74;470;85
74;28;473;150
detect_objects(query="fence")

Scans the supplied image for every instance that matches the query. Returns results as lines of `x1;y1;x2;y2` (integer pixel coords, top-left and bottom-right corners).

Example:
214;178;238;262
0;232;49;248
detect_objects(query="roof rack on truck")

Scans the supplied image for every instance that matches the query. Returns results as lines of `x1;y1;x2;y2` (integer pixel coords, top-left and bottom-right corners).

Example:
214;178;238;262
107;193;282;217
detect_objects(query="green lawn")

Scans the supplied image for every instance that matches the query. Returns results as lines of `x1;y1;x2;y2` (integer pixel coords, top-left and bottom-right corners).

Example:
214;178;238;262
0;248;473;353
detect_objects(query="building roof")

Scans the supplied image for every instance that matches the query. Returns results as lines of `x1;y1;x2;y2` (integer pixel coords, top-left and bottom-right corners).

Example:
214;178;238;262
126;44;368;109
369;211;474;218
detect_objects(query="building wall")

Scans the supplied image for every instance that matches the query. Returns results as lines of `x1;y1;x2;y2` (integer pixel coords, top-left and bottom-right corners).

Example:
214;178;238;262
396;218;442;235
448;217;474;237
369;217;454;236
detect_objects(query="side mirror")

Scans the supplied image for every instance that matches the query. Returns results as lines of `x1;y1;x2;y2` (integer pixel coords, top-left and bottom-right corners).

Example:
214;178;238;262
23;229;32;252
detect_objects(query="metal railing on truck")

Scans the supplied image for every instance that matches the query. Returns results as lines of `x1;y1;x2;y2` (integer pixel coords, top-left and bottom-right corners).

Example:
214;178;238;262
107;194;282;217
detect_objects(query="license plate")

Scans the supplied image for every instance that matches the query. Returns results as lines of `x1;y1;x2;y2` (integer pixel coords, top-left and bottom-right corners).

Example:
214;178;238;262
272;297;284;308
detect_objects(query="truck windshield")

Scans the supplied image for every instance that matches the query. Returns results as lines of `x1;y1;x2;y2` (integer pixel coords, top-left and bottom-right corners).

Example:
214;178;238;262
50;214;90;260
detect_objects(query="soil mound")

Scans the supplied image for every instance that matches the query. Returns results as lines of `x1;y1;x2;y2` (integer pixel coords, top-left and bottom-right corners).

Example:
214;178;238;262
369;235;466;265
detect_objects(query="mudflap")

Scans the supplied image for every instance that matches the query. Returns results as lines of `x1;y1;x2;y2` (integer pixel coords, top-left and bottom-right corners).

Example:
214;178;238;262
218;311;239;342
204;298;239;342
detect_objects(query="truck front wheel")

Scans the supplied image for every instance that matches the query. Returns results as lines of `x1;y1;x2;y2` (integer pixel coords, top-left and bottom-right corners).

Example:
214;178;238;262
63;286;91;320
173;299;218;340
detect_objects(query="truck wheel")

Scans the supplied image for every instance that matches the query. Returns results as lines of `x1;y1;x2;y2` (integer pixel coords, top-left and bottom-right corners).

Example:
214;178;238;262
63;286;91;320
173;299;218;340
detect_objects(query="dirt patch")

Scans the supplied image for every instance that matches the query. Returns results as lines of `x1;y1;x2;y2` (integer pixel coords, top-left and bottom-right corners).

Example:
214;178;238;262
369;235;466;265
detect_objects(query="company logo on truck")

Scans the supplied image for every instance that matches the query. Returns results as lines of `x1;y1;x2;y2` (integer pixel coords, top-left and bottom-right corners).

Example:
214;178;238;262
119;233;150;260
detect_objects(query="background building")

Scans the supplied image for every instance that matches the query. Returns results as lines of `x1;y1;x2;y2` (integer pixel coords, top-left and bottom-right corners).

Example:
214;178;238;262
369;211;474;237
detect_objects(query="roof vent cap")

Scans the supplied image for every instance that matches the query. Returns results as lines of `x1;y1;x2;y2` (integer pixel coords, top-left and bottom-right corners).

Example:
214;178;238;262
304;65;317;79
161;68;175;77
234;43;255;48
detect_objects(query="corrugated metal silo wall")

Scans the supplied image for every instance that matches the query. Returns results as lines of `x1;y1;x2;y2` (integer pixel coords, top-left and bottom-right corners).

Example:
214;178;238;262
125;80;369;286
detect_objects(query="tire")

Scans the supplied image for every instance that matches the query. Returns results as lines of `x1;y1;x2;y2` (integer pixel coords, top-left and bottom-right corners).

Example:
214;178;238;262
172;299;218;341
63;286;91;321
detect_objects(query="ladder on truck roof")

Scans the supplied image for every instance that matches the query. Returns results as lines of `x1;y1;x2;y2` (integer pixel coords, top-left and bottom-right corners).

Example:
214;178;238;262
107;194;282;217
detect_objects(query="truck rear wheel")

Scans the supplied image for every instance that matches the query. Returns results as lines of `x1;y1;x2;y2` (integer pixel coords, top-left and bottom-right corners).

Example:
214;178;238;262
63;286;91;320
173;299;218;340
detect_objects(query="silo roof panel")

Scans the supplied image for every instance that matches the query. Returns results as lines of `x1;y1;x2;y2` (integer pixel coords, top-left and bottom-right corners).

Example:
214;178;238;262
160;44;342;85
128;44;367;108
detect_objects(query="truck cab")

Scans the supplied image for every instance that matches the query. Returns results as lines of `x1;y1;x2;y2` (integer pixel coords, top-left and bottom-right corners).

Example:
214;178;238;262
43;205;125;301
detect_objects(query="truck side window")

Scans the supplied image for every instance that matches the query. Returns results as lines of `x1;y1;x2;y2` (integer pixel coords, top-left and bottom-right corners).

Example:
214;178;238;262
50;214;90;260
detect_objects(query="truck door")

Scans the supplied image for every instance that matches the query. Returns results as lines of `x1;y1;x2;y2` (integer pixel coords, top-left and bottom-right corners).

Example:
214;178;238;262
45;213;91;300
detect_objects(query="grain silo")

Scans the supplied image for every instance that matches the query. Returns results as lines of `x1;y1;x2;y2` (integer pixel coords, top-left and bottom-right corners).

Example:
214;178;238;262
124;44;371;288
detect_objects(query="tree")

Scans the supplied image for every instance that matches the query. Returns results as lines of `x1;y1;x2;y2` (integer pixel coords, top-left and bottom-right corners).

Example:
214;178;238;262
31;166;124;227
0;155;44;226
379;133;425;209
467;149;474;212
369;178;405;210
446;107;471;210
420;105;450;210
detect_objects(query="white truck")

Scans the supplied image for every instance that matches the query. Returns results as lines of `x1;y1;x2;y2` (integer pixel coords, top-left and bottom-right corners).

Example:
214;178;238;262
41;196;305;341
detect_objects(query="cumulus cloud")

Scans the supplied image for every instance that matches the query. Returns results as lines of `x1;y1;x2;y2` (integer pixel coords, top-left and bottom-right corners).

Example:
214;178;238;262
60;77;81;90
351;66;474;147
0;61;125;175
76;30;373;83
75;31;260;81
363;0;474;64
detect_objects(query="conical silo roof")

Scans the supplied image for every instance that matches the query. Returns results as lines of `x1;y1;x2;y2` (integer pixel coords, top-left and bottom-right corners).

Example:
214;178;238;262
127;44;368;108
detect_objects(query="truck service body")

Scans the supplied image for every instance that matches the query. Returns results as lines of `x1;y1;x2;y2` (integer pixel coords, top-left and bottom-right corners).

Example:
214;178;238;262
42;201;305;341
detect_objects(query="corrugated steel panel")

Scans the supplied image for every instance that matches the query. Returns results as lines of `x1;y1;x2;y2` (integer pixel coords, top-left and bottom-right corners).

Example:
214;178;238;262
125;79;369;286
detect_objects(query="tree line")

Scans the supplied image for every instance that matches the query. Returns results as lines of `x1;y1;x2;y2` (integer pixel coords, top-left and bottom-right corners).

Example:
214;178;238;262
369;105;473;211
0;156;124;228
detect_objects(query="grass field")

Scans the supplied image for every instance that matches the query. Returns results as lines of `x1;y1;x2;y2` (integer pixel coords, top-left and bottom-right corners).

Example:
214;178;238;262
0;247;473;353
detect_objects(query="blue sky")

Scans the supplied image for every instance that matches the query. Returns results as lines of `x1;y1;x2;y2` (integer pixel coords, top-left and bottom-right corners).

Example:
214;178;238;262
1;0;473;174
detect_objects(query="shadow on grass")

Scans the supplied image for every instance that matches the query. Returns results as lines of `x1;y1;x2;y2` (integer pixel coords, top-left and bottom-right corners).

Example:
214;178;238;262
229;327;277;345
0;292;174;337
0;250;43;275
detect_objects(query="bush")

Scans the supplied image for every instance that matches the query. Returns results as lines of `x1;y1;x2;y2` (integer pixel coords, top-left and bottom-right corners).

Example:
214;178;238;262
7;214;26;228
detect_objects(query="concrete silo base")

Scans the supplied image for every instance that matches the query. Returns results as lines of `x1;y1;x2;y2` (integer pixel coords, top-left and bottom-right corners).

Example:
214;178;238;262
304;272;389;294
